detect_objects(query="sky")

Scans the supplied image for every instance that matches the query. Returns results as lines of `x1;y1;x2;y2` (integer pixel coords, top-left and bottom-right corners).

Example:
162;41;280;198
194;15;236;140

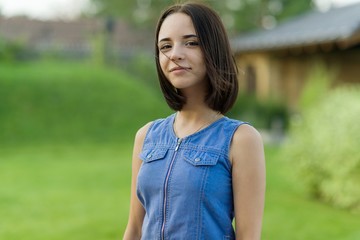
0;0;360;20
0;0;92;20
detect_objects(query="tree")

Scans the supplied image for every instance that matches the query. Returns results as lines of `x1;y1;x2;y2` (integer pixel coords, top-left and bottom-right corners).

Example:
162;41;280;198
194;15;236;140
211;0;314;33
88;0;314;33
89;0;172;29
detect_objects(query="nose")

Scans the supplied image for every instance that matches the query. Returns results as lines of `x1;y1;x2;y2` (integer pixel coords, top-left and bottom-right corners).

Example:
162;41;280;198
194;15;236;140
169;44;184;61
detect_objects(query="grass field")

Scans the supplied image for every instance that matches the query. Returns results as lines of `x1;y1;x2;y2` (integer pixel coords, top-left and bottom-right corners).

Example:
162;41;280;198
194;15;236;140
1;145;359;239
0;144;131;240
262;147;360;240
0;61;359;239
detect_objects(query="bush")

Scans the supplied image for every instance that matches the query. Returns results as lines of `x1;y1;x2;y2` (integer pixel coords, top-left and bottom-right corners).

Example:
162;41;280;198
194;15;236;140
282;86;360;212
228;93;289;130
119;52;159;91
0;38;30;62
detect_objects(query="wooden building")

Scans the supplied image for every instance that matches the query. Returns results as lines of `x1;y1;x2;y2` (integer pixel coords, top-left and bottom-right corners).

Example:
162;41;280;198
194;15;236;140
232;3;360;111
0;16;152;60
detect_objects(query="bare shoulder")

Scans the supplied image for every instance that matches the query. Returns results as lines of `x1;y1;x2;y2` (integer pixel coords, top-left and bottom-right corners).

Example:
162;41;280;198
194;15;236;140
230;123;265;165
132;121;154;155
134;121;153;142
233;123;263;146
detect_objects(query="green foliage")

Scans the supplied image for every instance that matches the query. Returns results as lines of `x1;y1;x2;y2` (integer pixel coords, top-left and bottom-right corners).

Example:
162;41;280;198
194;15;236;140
0;60;170;145
219;0;314;32
89;0;314;32
228;93;289;130
91;0;170;28
277;0;314;22
0;38;29;62
120;52;159;91
282;86;360;212
89;33;106;66
299;62;334;111
263;147;360;240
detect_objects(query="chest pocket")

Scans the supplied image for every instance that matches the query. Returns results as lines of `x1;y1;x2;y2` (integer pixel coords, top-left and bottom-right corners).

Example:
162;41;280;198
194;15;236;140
140;147;168;163
183;150;220;166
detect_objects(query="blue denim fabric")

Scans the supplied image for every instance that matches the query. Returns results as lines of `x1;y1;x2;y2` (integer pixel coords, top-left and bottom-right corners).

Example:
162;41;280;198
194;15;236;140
137;114;245;240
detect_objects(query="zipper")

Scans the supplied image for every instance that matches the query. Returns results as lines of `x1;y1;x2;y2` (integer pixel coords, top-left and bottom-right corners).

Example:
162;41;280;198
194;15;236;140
161;138;182;240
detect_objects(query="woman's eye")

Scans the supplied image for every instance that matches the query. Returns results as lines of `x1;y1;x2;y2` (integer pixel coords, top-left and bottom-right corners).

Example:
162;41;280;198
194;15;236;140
159;44;171;51
185;41;199;47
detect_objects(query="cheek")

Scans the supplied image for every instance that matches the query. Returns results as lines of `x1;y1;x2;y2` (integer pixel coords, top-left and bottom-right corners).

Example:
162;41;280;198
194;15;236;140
195;56;207;75
159;55;168;71
157;58;170;81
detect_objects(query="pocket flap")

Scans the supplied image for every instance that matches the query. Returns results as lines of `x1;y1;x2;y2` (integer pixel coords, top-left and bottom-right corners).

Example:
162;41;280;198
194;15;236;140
183;150;220;166
140;147;168;163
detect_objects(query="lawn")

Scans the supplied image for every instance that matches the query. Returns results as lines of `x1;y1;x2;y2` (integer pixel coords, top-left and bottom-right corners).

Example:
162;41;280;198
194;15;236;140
262;147;360;240
0;143;132;240
1;144;359;239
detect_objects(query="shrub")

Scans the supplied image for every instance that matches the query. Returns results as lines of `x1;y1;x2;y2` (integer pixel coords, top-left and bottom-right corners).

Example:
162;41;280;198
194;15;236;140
0;38;30;62
228;93;289;130
119;52;159;91
282;86;360;212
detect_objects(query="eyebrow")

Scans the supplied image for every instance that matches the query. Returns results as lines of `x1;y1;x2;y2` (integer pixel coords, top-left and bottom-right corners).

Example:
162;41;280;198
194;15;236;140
158;34;198;43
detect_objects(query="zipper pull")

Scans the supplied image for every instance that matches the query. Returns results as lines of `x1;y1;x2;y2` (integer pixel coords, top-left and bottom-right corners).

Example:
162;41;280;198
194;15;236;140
175;138;182;151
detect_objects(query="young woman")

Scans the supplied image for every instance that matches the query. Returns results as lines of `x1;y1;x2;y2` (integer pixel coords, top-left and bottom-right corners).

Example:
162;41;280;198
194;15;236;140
123;2;265;239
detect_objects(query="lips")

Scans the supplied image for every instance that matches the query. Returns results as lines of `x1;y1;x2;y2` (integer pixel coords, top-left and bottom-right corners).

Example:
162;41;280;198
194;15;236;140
169;66;190;72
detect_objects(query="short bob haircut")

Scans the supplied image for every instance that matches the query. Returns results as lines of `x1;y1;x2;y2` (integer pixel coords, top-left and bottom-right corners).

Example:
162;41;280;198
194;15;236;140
155;1;238;114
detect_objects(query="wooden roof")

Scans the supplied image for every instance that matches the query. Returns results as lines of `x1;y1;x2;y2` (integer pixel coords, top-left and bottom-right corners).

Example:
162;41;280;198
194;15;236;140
232;3;360;52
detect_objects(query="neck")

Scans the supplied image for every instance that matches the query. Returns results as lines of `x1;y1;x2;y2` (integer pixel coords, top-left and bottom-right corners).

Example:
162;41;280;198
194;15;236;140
173;108;222;138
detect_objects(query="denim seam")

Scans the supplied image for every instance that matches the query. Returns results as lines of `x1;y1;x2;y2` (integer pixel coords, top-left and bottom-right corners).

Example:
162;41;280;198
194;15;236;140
197;165;209;240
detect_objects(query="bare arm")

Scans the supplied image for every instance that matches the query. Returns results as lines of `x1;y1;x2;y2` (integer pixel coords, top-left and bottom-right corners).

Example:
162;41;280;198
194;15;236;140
230;124;266;240
123;122;152;240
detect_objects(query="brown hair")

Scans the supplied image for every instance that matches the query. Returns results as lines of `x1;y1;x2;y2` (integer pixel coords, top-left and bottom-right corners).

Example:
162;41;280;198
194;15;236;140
155;1;238;114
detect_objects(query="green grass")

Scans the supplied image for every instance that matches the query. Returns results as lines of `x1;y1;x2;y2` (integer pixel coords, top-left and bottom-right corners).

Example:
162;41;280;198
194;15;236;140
0;143;133;240
0;60;170;145
1;145;359;239
0;60;359;239
262;147;360;240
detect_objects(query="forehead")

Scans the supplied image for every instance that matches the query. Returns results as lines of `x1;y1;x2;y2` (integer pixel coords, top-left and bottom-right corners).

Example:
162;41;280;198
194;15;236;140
158;12;196;40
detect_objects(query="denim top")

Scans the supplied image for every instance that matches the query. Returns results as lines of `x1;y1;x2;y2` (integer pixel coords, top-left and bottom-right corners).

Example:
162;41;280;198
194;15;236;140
137;113;245;240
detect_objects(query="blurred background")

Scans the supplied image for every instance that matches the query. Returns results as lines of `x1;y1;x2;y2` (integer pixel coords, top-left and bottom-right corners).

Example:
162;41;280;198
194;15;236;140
0;0;359;239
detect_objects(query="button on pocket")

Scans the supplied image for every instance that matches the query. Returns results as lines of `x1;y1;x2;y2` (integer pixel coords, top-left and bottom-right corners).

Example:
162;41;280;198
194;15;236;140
223;236;233;240
183;150;220;166
140;147;168;163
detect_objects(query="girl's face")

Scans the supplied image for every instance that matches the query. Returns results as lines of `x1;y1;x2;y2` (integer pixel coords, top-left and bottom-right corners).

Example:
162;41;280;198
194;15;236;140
157;13;207;92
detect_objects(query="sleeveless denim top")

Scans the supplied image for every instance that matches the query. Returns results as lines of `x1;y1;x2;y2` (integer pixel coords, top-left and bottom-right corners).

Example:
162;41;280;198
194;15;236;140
137;113;245;240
